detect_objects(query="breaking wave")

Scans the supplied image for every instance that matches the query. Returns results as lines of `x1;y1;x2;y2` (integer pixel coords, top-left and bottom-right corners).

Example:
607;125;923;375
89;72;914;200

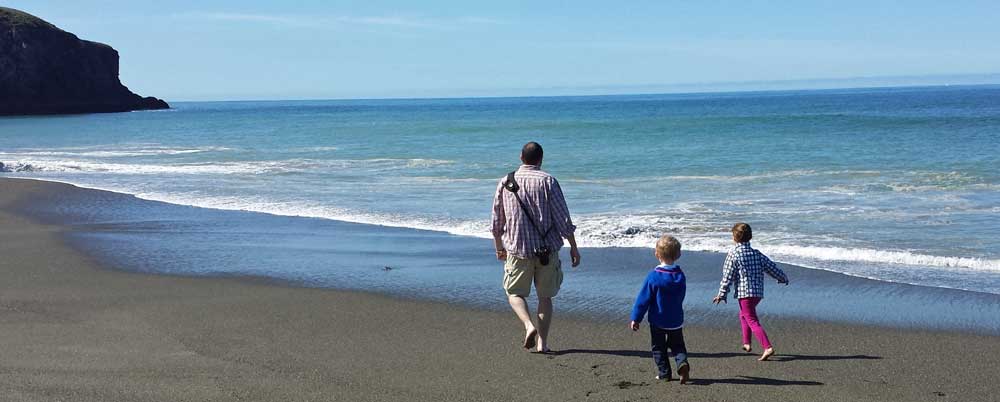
33;180;999;275
0;146;232;158
0;158;453;175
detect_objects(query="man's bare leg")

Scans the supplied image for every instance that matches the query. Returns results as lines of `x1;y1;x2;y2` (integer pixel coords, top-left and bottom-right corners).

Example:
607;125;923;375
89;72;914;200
536;296;553;352
508;295;537;349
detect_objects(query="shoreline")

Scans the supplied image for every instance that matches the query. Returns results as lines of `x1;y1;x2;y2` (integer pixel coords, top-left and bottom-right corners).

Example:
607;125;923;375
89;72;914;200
8;177;1000;334
2;173;996;297
4;174;997;296
2;177;1000;401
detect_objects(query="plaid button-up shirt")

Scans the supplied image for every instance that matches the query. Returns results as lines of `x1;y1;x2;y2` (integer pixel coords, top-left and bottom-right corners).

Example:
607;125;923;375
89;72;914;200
491;165;576;259
717;242;788;300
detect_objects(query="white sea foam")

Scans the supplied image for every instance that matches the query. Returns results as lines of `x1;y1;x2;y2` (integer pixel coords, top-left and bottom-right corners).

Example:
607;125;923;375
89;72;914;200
558;214;1000;273
760;244;1000;272
366;158;453;168
292;146;340;152
0;146;232;158
124;189;493;240
0;157;454;175
563;169;888;185
5;164;998;294
0;159;297;175
406;176;494;184
65;183;1000;275
564;170;998;193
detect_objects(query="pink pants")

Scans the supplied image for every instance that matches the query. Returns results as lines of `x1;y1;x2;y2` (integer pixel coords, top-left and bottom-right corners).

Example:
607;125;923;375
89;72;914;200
739;297;772;349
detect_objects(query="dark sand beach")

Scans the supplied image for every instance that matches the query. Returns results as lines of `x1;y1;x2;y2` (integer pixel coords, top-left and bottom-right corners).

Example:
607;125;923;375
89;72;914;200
2;177;999;402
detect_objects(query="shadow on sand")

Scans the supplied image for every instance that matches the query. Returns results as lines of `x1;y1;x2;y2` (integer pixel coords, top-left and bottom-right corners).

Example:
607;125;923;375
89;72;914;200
549;350;859;387
553;349;650;358
767;354;882;362
553;349;881;362
688;376;824;386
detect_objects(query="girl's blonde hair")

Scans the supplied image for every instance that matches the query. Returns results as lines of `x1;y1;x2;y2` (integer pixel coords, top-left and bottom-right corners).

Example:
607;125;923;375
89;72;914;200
732;222;753;243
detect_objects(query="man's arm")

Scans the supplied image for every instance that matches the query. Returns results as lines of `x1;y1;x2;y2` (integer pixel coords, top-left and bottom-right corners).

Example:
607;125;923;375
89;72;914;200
549;178;580;267
491;180;507;261
565;233;581;267
549;178;577;238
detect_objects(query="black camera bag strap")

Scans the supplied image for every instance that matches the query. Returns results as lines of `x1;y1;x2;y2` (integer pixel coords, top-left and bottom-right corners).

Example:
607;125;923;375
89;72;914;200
503;171;554;242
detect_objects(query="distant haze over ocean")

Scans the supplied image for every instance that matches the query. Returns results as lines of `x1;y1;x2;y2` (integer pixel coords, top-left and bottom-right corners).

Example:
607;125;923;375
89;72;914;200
169;73;1000;102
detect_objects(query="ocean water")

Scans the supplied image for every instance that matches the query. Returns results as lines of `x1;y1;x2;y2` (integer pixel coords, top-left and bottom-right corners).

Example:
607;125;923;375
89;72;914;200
2;85;1000;295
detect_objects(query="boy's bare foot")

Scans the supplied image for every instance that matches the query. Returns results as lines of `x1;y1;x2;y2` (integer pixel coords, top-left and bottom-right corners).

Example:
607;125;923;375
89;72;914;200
759;347;775;361
522;328;538;350
677;362;690;384
742;344;752;353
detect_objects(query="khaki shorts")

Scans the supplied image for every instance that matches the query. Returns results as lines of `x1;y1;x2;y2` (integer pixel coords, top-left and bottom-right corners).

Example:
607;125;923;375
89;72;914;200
503;251;563;298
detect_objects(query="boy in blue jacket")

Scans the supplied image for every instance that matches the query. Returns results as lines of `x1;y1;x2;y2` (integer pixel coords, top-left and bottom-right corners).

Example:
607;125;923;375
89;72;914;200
629;235;690;383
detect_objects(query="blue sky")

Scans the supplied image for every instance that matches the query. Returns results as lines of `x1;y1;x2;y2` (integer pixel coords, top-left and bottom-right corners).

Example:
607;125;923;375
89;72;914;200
9;1;1000;100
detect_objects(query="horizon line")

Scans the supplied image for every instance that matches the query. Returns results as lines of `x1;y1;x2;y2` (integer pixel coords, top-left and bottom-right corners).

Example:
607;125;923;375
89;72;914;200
160;73;1000;103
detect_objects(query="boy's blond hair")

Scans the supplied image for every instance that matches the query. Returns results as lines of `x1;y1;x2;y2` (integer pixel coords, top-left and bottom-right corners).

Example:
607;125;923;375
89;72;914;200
655;235;681;261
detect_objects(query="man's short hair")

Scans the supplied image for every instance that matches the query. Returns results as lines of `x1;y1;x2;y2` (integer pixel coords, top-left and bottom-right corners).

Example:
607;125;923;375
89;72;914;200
521;142;543;165
732;223;752;243
655;235;681;261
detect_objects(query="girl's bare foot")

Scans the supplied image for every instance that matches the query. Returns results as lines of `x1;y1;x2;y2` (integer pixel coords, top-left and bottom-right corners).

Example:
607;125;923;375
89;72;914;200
742;344;752;353
759;347;775;361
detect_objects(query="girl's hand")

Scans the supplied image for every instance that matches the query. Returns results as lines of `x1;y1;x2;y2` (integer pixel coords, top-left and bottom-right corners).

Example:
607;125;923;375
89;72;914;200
712;296;726;304
629;321;640;331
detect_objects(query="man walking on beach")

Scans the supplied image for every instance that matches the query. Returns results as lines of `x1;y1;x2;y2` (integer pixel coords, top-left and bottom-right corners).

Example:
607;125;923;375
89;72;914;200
491;142;581;353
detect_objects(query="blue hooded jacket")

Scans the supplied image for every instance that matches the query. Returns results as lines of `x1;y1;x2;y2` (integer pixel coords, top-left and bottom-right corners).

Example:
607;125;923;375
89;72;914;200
630;264;686;330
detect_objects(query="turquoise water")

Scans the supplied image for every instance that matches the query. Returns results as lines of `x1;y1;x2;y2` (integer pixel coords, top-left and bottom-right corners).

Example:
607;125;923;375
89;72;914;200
2;85;999;293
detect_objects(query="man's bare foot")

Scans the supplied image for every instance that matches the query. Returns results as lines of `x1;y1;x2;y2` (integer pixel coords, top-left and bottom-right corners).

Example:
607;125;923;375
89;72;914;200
759;347;775;361
677;362;690;384
522;328;538;350
742;344;752;353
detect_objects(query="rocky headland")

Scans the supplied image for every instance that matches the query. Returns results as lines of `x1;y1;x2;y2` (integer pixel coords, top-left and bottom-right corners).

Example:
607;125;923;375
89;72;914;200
0;7;168;115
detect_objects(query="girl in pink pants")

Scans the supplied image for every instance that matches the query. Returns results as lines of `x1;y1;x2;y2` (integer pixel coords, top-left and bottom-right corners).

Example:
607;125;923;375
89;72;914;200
713;223;789;361
739;297;770;351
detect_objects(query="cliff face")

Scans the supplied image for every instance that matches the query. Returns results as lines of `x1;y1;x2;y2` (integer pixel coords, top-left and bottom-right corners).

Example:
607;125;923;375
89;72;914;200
0;7;168;115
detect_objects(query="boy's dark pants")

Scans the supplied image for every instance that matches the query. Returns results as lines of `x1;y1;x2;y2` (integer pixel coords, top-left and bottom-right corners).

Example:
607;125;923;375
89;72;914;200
650;326;688;378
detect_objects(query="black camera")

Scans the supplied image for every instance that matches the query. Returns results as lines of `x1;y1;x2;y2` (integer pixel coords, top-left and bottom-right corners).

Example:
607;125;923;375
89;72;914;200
534;245;552;265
